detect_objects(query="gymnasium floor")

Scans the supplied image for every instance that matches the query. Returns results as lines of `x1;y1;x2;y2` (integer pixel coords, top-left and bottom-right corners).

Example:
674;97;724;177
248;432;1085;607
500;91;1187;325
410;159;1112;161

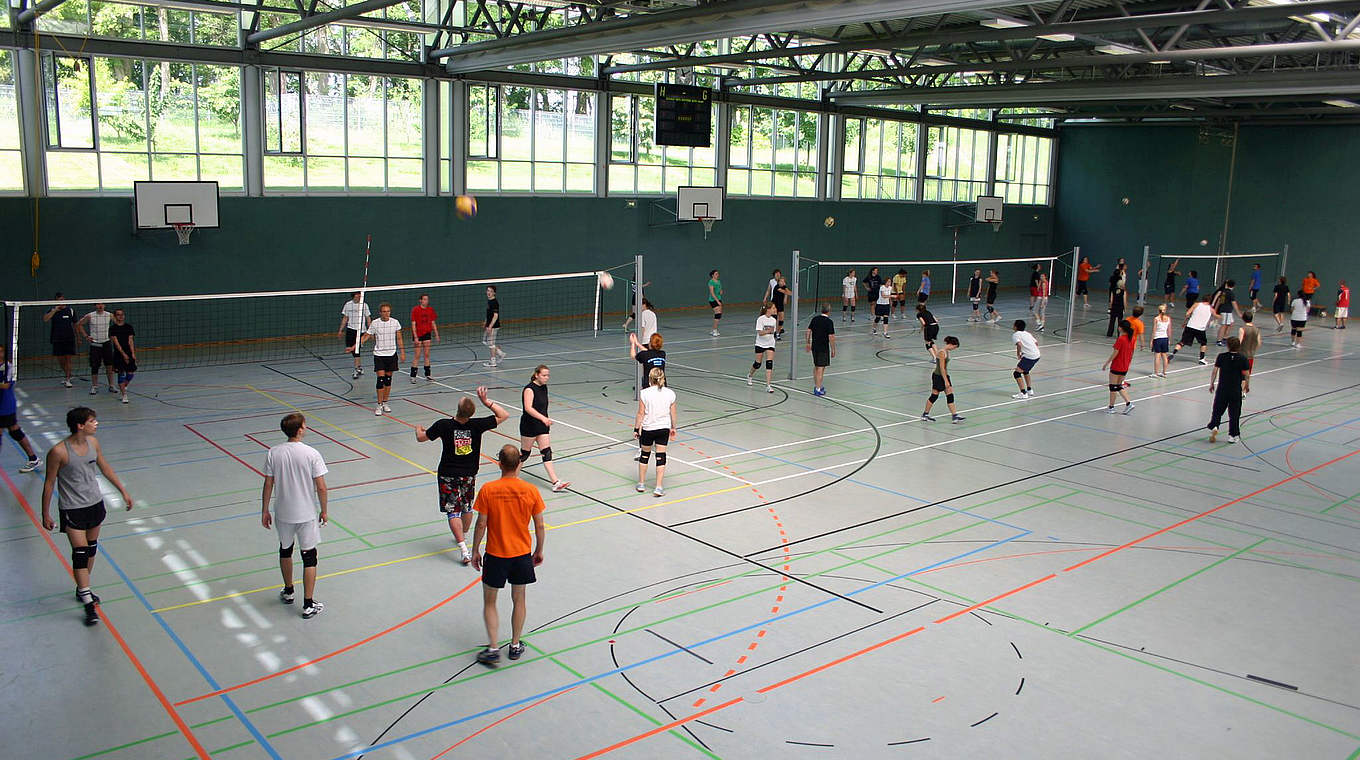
2;295;1358;760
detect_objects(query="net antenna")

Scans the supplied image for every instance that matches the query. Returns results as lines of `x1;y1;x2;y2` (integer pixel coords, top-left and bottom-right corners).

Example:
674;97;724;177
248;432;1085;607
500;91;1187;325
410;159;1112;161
356;234;372;357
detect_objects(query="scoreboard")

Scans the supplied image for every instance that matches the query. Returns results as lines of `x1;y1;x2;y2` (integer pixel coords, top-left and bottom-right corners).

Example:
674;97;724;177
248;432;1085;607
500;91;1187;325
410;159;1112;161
654;83;712;147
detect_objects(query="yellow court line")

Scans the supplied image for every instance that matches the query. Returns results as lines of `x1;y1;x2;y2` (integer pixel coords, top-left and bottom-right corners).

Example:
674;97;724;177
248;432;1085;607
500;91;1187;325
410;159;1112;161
245;384;435;476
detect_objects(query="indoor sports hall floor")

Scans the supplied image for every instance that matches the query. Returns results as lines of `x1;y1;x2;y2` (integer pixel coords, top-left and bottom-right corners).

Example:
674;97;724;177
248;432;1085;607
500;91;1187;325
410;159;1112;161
2;295;1358;760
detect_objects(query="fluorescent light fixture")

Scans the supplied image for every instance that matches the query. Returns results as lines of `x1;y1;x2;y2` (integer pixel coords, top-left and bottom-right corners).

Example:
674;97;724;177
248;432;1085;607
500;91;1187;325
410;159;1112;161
1036;32;1075;41
1095;43;1141;55
1324;98;1359;107
1171;103;1195;110
981;17;1028;28
1150;59;1172;64
918;58;952;66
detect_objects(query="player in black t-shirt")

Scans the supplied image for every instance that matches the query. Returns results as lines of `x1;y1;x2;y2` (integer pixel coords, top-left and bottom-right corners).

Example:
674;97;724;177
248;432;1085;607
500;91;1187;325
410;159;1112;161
1207;337;1251;443
862;267;883;302
43;293;77;387
967;269;983;322
630;332;667;370
108;309;137;405
416;386;509;565
1213;280;1239;346
916;303;939;350
805;304;836;396
483;286;506;367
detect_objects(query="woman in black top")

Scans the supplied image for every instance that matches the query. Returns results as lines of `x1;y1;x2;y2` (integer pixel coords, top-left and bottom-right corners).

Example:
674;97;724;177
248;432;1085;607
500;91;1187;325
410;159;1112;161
1271;276;1290;332
1107;267;1128;337
520;364;570;492
1163;258;1180;304
629;332;666;370
916;303;939;350
863;267;883;302
772;275;792;339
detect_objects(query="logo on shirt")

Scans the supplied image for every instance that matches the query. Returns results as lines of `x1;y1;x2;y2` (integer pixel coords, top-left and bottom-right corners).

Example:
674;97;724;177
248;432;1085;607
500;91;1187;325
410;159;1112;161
454;431;473;456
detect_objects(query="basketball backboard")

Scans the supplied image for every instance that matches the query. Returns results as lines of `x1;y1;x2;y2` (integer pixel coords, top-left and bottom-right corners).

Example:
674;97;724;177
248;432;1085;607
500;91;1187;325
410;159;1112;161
975;194;1003;223
134;181;220;229
677;186;724;222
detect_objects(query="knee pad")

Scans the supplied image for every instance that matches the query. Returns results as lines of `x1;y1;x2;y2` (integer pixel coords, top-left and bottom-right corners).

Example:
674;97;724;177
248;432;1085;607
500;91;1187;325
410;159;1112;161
637;450;651;464
753;361;762;369
850;305;856;311
765;360;774;370
376;377;384;390
945;393;955;404
540;447;553;462
72;546;90;570
384;375;394;388
714;312;722;320
87;540;97;558
279;543;294;558
300;548;318;568
1109;384;1121;392
7;427;24;442
520;449;532;461
655;451;667;466
1013;371;1023;379
928;393;940;403
842;305;847;311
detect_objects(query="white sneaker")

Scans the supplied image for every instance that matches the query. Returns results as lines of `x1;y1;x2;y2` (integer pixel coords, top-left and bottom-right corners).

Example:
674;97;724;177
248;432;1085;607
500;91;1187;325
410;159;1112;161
636;482;646;493
747;375;753;386
90;386;98;395
767;385;774;393
711;330;720;337
375;406;384;416
1026;390;1036;398
19;458;40;473
63;379;73;388
301;600;324;619
120;394;129;404
410;374;417;384
108;385;118;393
352;369;361;379
1106;406;1117;414
551;480;571;493
382;402;392;413
1012;392;1029;400
1122;403;1135;415
484;360;498;367
1227;435;1238;443
653;486;665;497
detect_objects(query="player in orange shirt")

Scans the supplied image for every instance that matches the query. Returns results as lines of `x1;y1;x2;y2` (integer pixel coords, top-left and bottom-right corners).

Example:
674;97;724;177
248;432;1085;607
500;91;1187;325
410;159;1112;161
1128;306;1146;350
470;445;546;666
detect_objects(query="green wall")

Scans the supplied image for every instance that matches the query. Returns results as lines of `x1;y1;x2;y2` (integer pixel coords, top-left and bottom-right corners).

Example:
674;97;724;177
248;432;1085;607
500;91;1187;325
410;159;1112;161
1055;124;1358;292
1;194;1054;311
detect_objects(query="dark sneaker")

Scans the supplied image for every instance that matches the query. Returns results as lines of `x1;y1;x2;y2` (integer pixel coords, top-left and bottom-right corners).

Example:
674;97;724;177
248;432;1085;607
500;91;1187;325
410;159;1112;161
477;648;501;666
83;602;100;626
508;643;526;661
279;587;295;604
301;600;324;619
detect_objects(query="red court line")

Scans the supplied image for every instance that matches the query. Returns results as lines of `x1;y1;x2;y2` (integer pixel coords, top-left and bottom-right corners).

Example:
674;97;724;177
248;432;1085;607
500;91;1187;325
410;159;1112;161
0;470;212;760
757;625;927;693
430;687;578;759
184;424;264;477
932;574;1058;625
572;698;746;760
1063;447;1360;573
657;580;734;604
177;576;481;706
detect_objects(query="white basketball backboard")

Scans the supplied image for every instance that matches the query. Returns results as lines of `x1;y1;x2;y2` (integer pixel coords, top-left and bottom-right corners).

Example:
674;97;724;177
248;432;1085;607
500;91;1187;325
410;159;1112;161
975;194;1004;223
677;186;724;221
134;181;220;229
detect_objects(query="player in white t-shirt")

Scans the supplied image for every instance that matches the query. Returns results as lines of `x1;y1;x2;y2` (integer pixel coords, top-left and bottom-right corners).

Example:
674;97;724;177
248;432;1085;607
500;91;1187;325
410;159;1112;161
75;303;118;395
1011;320;1041;398
873;283;894;338
841;269;858;323
1289;293;1309;348
747;303;779;393
634;368;678;497
1151;304;1173;377
1170;295;1215;365
261;413;329;619
360;303;405;415
338;292;372;380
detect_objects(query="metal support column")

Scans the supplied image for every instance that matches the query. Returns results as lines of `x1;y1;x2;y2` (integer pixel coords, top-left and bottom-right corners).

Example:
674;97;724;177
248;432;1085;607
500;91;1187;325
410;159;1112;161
422;78;440;197
1065;246;1080;344
815;113;830;201
826;114;844;201
450;80;467;196
15;49;45;197
634;254;643;401
594;86;611;197
242;65;264;196
788;249;800;382
913;118;927;203
1138;244;1150;305
714;99;730;188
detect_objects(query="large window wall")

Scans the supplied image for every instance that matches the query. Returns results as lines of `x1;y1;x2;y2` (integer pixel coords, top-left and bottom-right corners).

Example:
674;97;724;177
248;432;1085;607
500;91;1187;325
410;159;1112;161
841;116;917;201
608;93;715;194
923;125;990;203
0;52;22;192
466;83;596;194
727;105;819;198
995;133;1053;205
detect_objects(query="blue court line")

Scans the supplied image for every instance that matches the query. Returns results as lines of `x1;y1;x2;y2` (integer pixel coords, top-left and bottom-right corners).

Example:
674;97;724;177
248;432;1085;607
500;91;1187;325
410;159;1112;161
1233;413;1360;460
323;528;1030;760
102;548;284;760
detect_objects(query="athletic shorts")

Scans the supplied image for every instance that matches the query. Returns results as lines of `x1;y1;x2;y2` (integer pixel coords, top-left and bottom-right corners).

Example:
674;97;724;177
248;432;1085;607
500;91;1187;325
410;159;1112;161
1076;281;1089;295
1152;337;1169;353
344;328;359;350
88;342;113;371
1179;327;1207;346
709;300;720;309
481;552;535;588
520;416;549;438
1219;311;1235;326
1185;295;1198;310
1110;368;1129;378
1163;284;1175;295
1291;319;1306;329
59;501;106;532
1336;307;1349;318
986;296;998;306
931;373;947;393
923;325;940;343
970;297;980;306
917;292;929;303
1029;287;1040;297
812;348;830;367
112;353;136;373
1250;288;1260;300
416;332;432;343
1273;300;1288;314
52;340;76;357
373;354;398;373
893;293;906;302
1017;357;1039;373
438;475;476;517
874;304;890;317
754;345;773;355
276;519;320;552
0;413;15;429
639;428;669;447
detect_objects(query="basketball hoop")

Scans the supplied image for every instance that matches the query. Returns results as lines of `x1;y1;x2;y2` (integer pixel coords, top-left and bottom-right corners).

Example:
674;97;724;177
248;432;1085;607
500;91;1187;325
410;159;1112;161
698;216;715;240
989;220;1002;233
172;222;195;246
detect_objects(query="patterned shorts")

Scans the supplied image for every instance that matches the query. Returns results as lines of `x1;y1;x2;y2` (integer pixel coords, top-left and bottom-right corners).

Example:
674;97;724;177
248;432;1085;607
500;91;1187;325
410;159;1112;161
438;475;476;517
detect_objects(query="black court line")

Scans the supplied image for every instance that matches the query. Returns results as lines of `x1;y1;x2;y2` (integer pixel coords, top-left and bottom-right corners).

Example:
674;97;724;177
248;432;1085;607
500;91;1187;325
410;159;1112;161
646;628;715;665
1246;674;1300;691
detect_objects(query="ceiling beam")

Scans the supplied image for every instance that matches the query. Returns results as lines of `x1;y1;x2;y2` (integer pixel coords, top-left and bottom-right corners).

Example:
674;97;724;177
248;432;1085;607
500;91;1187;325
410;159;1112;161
431;0;1052;72
17;0;71;24
246;0;406;44
830;69;1360;106
600;0;1360;74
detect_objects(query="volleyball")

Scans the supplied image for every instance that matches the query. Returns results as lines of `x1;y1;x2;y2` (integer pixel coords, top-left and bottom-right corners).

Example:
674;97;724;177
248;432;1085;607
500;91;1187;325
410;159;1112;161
824;216;836;228
454;194;478;220
598;271;614;290
1199;239;1208;246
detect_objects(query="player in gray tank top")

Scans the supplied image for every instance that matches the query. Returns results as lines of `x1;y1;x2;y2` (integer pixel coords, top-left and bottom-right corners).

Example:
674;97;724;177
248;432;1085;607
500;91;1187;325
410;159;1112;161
40;407;133;626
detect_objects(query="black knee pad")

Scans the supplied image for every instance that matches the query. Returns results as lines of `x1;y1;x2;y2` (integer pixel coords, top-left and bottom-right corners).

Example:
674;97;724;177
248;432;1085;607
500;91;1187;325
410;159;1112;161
1013;371;1023;379
1109;384;1121;392
850;305;856;311
384;375;394;388
279;543;295;558
540;447;553;462
637;450;651;464
7;427;24;442
842;305;847;311
300;548;318;568
753;361;761;369
655;452;667;466
87;540;97;558
520;449;532;461
765;360;774;370
714;312;722;320
72;546;90;570
928;393;940;403
945;393;955;404
376;377;384;390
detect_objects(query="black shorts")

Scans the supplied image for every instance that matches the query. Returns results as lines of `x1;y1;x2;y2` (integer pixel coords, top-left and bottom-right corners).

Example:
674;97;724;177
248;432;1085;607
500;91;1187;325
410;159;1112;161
1110;369;1128;379
1163;284;1175;295
415;332;432;343
481;553;535;588
373;354;398;373
917;292;929;303
344;328;359;350
1179;327;1207;346
874;304;890;317
708;300;720;309
0;413;16;429
931;373;947;392
59;501;106;532
88;342;113;370
639;428;669;447
812;348;830;367
520;416;549;438
1185;294;1198;310
1291;319;1307;329
923;325;940;343
754;345;773;355
112;353;137;373
52;339;76;357
986;296;997;306
1076;281;1089;295
1250;288;1260;300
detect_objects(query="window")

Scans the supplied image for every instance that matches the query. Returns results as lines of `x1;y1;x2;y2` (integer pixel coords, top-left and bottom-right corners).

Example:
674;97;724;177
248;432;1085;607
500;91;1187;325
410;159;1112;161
38;0;238;46
608;94;715;194
841;116;917;201
924;125;990;202
43;56;244;192
263;73;422;193
0;51;22;192
728;105;818;198
467;84;595;194
995;133;1052;205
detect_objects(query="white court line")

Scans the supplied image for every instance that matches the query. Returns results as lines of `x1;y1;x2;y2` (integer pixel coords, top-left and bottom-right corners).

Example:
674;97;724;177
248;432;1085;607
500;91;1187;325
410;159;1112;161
420;377;754;486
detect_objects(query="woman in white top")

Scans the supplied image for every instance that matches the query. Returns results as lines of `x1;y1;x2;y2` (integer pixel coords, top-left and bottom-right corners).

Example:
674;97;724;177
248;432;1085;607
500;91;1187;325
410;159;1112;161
1035;274;1051;331
634;368;678;497
1290;293;1309;348
747;303;779;393
841;268;857;323
874;282;894;338
1151;304;1173;377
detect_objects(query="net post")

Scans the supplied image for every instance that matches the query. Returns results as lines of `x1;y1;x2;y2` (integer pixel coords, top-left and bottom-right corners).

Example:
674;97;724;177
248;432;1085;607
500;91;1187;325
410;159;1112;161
1138;244;1150;306
1066;247;1079;344
788;249;799;383
951;260;958;305
6;301;18;383
634;254;643;402
593;271;602;338
1279;243;1289;280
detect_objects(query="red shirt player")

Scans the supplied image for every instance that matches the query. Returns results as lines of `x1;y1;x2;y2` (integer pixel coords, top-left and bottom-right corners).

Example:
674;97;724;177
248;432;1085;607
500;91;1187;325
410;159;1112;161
1102;319;1136;414
409;294;440;382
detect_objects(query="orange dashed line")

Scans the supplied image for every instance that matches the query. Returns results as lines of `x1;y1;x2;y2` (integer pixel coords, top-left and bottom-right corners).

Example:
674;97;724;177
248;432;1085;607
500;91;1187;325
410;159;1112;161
932;696;946;704
757;630;767;638
724;669;737;677
748;642;759;651
709;684;723;693
775;596;784;602
692;698;706;708
770;607;780;613
737;656;748;664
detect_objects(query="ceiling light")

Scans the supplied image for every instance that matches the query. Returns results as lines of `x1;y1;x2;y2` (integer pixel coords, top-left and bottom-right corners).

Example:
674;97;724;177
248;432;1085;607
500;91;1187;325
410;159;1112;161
918;58;952;66
1096;43;1141;55
981;17;1028;28
1149;59;1172;64
1036;33;1075;42
1324;98;1359;107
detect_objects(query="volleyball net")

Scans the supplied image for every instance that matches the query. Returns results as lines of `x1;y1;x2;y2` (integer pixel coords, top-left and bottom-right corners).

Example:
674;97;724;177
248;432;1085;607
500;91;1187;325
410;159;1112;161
5;269;617;380
1145;248;1284;304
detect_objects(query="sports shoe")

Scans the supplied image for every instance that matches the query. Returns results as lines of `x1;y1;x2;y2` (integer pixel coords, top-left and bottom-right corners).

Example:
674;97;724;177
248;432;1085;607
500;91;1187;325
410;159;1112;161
1227;435;1238;443
108;385;118;393
484;360;499;367
871;329;877;335
19;458;40;473
75;590;101;603
477;648;501;666
83;602;100;627
813;387;825;396
89;386;98;395
952;414;965;423
460;551;472;566
747;375;753;386
653;486;665;497
551;480;571;493
1012;392;1029;400
1276;324;1284;333
1026;390;1036;398
767;385;774;393
883;333;891;339
508;643;526;661
62;379;73;388
1198;358;1208;365
301;600;324;619
120;394;129;404
1215;340;1225;347
1106;406;1117;414
711;330;720;337
636;482;646;492
410;374;417;384
375;406;384;416
921;413;936;422
1209;428;1219;443
382;402;392;413
352;369;361;379
1122;403;1135;415
279;587;295;604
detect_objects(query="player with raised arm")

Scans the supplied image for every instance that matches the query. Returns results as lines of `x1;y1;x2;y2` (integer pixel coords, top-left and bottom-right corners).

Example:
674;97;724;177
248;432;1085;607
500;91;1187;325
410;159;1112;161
521;365;570;493
620;279;652;330
338;292;371;380
409;293;439;383
417;386;509;565
261;413;329;619
360;303;404;416
772;275;792;339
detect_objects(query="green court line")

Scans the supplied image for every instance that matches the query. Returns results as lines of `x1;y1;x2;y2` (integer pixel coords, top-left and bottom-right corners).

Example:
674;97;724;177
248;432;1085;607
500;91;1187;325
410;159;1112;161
1067;539;1268;636
1320;486;1360;515
324;518;374;549
1347;742;1360;760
